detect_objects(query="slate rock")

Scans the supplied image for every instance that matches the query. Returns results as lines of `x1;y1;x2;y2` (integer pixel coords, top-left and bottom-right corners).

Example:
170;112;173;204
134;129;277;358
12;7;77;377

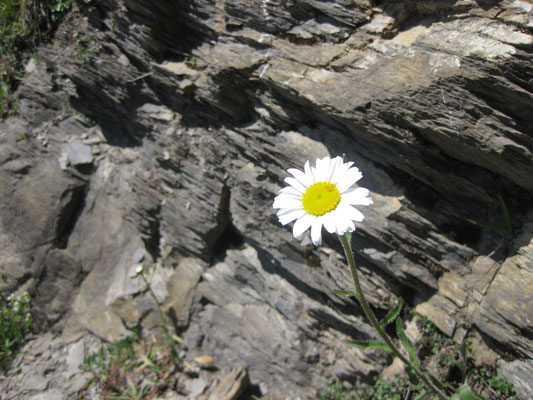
474;219;533;358
67;139;93;166
1;0;533;398
498;358;533;400
207;366;250;400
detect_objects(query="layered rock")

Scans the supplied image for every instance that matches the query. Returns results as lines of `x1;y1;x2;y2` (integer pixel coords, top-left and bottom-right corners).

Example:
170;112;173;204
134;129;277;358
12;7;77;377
1;0;532;398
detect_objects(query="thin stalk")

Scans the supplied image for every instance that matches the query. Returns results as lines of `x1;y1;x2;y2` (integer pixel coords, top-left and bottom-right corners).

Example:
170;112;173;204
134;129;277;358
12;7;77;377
338;234;449;400
139;273;177;356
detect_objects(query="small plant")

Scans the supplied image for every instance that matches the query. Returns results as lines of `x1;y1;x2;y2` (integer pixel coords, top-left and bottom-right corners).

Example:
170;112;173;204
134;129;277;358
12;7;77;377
75;34;101;62
416;314;453;353
315;379;353;400
15;125;34;142
469;367;518;400
487;375;517;399
315;376;425;400
0;291;32;372
78;334;179;400
0;0;71;117
372;376;415;400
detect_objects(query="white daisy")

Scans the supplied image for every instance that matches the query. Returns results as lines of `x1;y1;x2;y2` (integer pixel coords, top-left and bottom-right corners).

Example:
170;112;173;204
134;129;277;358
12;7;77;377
273;156;372;246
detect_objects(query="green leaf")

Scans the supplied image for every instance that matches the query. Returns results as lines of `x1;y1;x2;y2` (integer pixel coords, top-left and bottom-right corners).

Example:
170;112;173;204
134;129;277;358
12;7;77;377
380;297;403;328
404;365;420;385
467;219;508;233
334;289;359;299
126;377;137;397
396;318;421;368
346;339;393;353
0;81;9;98
459;383;485;400
498;193;513;235
108;395;128;400
172;334;183;343
460;340;468;363
450;394;461;400
427;373;446;391
413;391;432;400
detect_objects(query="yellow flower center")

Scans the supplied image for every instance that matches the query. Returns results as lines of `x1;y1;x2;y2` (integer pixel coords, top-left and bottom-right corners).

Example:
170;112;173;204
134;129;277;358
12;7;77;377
302;182;341;216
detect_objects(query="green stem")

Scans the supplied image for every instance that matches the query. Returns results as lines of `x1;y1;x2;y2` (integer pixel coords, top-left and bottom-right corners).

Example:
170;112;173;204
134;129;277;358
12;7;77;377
140;273;177;355
338;234;449;400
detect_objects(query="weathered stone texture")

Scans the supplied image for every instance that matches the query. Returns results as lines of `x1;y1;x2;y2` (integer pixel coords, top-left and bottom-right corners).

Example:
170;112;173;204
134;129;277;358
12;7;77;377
1;0;532;398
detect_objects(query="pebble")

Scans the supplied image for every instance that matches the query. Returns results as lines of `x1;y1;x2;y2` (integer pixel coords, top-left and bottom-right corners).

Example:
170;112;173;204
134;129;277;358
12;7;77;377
67;140;94;166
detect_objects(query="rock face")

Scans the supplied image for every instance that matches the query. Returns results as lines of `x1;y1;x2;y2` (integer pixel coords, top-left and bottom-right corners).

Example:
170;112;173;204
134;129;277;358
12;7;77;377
1;0;532;398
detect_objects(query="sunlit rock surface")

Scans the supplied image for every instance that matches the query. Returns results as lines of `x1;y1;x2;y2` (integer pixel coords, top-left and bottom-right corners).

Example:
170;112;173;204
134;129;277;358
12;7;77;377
1;0;532;398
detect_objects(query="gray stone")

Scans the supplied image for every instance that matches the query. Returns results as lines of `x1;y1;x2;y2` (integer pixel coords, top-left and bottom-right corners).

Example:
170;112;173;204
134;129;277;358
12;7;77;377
207;366;250;400
65;339;86;378
164;258;204;328
498;358;533;400
132;247;146;263
24;373;49;392
186;378;207;398
474;227;533;358
67;139;93;166
28;389;64;400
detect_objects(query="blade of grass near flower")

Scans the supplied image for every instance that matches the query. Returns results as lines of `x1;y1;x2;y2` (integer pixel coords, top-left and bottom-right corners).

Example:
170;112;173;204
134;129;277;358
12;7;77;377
498;194;513;235
467;219;508;233
457;340;468;381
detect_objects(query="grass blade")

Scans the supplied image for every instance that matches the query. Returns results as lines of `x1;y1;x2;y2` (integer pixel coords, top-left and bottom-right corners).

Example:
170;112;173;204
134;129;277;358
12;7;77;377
498;194;513;235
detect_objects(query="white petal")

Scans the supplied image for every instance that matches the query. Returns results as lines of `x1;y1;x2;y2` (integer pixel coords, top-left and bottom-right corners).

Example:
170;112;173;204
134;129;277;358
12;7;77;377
284;177;307;193
304;160;315;184
311;218;324;246
314;156;331;182
273;195;302;209
272;193;302;208
337;168;363;193
338;203;365;222
323;213;336;233
278;209;306;225
327;156;343;182
279;186;302;198
341;187;373;206
293;213;315;238
347;220;355;232
332;210;350;235
331;161;354;186
288;167;313;188
277;205;304;216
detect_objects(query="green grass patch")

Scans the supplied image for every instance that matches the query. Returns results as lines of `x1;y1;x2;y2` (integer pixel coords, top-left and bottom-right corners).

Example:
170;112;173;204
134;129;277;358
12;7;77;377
0;0;71;117
0;291;32;372
77;334;182;400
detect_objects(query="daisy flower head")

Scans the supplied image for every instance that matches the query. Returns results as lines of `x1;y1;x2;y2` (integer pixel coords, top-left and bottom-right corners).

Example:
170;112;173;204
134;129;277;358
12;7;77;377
273;156;372;246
